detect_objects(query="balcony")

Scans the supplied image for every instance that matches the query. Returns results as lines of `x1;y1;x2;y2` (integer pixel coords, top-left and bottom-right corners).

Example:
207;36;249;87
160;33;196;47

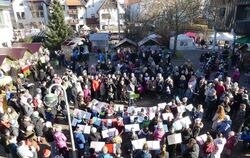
67;9;78;14
67;19;79;25
237;0;250;5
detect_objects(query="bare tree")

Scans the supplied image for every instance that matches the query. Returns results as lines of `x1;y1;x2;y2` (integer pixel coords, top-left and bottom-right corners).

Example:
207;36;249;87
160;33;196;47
139;0;203;54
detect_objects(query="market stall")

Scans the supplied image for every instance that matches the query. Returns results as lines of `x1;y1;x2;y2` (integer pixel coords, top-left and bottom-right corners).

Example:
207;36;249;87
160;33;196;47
169;34;196;50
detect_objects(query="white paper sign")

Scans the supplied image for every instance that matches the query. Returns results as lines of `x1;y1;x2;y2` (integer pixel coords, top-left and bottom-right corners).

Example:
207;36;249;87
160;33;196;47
125;124;140;132
77;125;91;134
81;111;92;120
186;104;194;111
93;117;102;126
173;120;183;131
146;141;160;150
114;104;124;112
158;102;167;110
107;119;113;127
167;133;182;145
196;134;208;145
163;124;168;132
72;118;78;126
162;113;174;121
90;141;105;152
137;116;144;123
131;138;146;150
180;116;192;128
101;128;117;138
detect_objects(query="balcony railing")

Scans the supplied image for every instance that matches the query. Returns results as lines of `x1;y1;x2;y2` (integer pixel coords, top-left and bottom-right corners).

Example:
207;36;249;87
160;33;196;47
67;19;79;25
237;0;250;5
67;9;78;14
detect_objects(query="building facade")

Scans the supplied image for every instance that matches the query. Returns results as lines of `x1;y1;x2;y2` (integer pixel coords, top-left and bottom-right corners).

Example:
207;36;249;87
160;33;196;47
61;0;87;31
86;0;125;33
0;0;14;47
11;0;49;31
212;0;250;35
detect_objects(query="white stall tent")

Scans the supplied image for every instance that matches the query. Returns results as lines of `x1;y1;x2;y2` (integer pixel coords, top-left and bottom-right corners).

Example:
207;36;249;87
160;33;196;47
169;35;196;50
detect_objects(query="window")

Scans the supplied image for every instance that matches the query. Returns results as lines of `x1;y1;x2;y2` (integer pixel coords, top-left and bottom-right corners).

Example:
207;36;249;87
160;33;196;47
16;12;25;19
69;6;77;9
102;13;111;19
219;8;225;18
18;23;24;29
91;14;95;18
19;3;23;6
40;11;44;17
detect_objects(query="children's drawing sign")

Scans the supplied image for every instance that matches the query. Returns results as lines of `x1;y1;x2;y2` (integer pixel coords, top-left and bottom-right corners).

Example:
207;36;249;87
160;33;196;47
114;104;124;112
125;124;140;132
90;141;105;152
173;120;182;131
146;141;160;150
131;138;146;150
101;128;117;138
167;133;182;145
71;118;78;127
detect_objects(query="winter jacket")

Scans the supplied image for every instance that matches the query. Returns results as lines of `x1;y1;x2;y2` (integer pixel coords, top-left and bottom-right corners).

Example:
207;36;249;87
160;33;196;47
135;150;152;158
97;153;113;158
54;131;67;148
74;131;85;149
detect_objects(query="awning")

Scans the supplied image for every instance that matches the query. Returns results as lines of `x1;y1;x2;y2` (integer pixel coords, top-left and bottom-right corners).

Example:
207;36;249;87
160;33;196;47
236;36;250;44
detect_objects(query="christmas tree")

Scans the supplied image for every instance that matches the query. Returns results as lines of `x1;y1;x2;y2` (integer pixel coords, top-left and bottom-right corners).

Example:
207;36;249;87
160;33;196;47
45;0;73;51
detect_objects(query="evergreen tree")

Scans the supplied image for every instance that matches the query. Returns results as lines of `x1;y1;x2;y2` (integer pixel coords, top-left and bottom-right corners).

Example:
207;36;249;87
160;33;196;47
45;0;73;51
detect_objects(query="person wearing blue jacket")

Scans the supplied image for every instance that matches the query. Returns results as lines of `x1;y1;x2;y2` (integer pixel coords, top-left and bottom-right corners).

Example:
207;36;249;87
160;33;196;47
74;127;86;157
217;115;232;138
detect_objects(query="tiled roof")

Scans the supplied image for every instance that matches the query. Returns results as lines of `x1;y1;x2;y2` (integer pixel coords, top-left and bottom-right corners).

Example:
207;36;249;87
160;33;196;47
12;43;42;54
0;48;28;60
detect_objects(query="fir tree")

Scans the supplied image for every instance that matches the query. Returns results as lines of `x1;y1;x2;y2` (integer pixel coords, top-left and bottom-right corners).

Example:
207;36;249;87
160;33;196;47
45;0;73;51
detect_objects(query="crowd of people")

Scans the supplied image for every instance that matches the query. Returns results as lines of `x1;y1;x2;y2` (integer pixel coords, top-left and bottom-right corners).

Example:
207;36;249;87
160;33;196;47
0;46;249;158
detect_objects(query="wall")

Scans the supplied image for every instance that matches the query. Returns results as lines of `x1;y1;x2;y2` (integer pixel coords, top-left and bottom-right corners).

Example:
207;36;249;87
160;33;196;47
0;5;13;47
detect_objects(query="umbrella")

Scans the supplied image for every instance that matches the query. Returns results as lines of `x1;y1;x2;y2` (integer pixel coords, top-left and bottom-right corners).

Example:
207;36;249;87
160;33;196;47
236;36;250;44
184;32;196;38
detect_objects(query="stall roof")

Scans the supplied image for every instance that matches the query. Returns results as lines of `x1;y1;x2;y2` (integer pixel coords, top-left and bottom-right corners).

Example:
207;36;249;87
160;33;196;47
12;43;42;53
114;38;137;48
0;55;8;65
138;34;162;47
0;48;28;60
89;33;109;41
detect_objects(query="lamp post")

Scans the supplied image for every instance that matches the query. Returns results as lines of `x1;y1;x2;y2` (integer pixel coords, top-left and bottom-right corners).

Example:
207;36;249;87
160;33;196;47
44;84;76;158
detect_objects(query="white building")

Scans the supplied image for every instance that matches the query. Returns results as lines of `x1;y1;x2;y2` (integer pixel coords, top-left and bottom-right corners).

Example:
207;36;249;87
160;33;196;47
0;0;14;47
86;0;125;33
60;0;88;31
11;0;49;31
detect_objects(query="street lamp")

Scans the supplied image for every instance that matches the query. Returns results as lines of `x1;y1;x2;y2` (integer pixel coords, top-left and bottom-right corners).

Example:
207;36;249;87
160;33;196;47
44;84;76;158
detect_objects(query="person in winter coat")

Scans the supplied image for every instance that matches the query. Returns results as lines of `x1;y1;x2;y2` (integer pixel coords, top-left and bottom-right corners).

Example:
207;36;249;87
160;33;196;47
216;115;232;138
154;123;165;142
202;135;217;158
16;140;34;158
135;143;152;158
74;127;86;157
223;131;237;157
138;126;151;140
232;68;240;83
43;121;56;158
89;127;101;141
182;138;199;158
213;133;226;158
53;125;69;158
234;103;246;133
